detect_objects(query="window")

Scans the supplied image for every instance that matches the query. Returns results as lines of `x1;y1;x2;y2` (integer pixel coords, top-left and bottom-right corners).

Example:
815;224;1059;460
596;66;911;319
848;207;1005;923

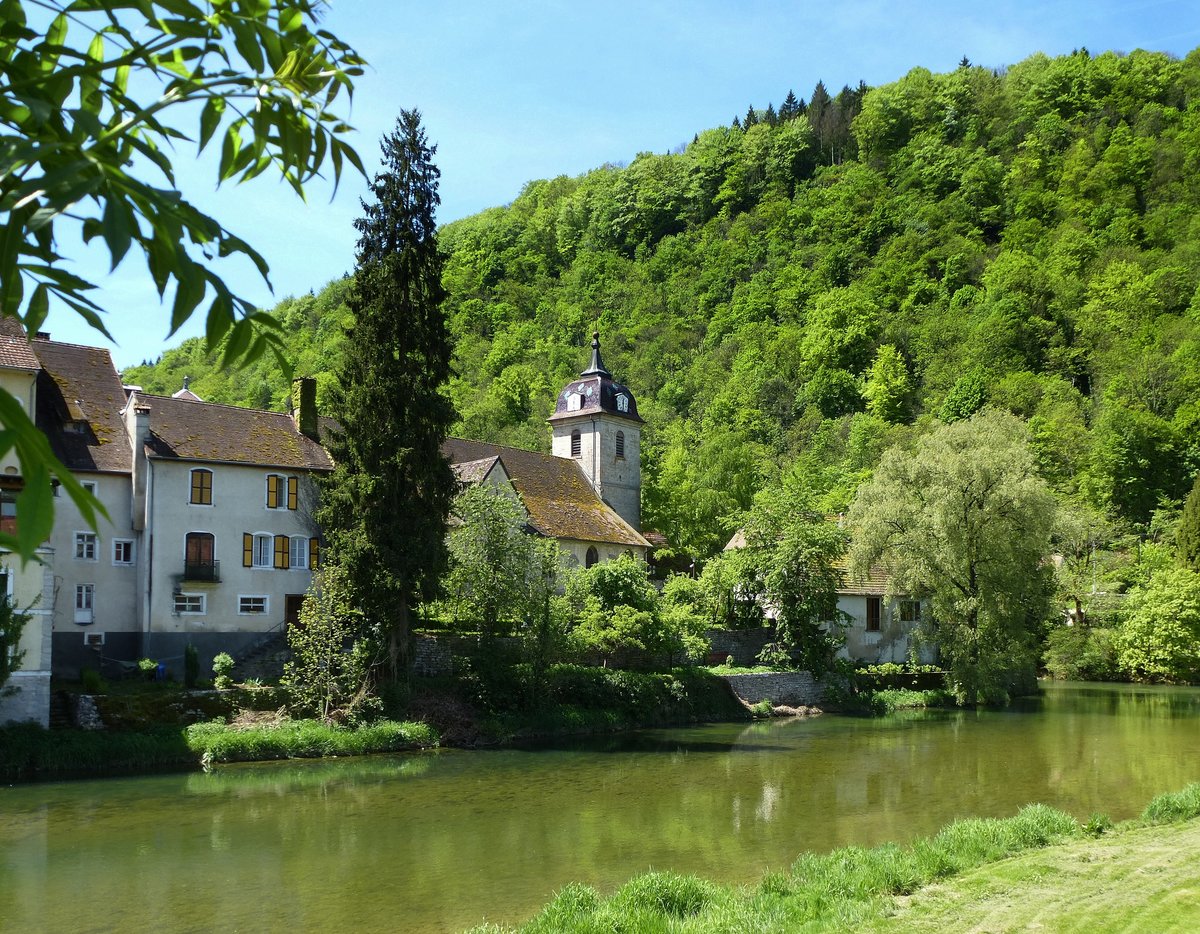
566;392;582;412
900;600;921;623
570;429;581;458
309;537;320;569
190;468;213;505
112;539;134;565
866;596;882;633
616;393;629;413
267;474;300;510
81;480;97;496
174;593;206;615
239;595;269;615
244;533;273;568
74;532;97;561
74;583;95;624
585;546;599;569
289;536;308;569
615;430;625;459
0;489;14;535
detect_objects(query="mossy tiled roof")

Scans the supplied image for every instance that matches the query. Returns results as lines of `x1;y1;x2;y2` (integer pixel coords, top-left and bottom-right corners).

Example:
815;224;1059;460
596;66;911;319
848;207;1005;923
33;338;132;473
141;394;333;471
443;437;649;548
0;317;41;371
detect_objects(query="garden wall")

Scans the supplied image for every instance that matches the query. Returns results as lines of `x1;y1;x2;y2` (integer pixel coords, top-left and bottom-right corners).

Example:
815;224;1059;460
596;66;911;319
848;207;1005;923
721;671;829;707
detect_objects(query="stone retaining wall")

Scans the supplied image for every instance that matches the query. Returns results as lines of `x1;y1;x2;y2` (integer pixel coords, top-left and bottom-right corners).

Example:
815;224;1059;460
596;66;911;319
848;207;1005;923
721;671;828;707
705;627;776;667
0;671;50;727
413;635;454;677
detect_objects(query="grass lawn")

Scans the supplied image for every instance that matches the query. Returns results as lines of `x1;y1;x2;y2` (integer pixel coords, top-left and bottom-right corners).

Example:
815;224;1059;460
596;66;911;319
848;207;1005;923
871;819;1200;932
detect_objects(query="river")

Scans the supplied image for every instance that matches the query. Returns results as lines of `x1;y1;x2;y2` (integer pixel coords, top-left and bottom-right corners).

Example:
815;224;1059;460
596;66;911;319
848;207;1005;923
2;681;1199;932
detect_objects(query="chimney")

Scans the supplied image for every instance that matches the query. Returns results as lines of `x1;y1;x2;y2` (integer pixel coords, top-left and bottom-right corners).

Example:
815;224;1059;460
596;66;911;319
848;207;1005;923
291;377;319;440
125;396;152;531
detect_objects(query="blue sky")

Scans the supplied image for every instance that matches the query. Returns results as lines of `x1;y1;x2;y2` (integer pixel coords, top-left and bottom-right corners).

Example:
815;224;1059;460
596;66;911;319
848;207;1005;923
43;0;1200;370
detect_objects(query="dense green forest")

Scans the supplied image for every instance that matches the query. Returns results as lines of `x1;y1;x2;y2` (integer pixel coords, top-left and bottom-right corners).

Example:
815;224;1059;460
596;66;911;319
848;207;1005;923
126;47;1200;569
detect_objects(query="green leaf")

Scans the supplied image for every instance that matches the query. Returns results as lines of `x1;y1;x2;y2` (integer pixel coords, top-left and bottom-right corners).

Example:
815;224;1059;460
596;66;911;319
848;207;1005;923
25;283;49;334
198;96;225;152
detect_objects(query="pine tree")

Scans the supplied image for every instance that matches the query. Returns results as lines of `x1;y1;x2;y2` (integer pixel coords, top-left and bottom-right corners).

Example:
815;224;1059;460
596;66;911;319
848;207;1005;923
731;115;742;129
1178;475;1200;571
319;109;458;682
764;102;778;127
780;89;801;120
744;104;759;127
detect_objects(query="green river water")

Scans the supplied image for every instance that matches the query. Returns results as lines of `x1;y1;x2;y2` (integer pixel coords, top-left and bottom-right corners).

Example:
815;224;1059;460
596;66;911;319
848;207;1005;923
2;681;1199;933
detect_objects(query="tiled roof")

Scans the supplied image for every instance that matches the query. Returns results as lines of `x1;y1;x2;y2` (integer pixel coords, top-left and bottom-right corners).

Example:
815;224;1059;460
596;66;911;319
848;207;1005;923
33;339;132;473
139;394;333;471
0;317;41;371
443;437;649;548
452;455;501;485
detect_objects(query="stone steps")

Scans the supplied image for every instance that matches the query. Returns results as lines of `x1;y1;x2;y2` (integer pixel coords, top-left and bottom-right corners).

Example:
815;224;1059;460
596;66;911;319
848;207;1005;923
231;630;291;684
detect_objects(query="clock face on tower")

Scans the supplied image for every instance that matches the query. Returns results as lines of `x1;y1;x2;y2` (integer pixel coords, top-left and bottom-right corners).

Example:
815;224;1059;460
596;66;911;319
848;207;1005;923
616;394;629;413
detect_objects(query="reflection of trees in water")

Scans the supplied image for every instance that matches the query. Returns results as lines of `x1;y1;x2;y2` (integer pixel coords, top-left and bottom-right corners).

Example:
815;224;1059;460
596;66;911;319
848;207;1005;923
9;686;1200;932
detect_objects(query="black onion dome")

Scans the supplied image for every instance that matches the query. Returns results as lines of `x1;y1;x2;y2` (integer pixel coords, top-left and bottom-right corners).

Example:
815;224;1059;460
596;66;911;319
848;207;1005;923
548;332;642;423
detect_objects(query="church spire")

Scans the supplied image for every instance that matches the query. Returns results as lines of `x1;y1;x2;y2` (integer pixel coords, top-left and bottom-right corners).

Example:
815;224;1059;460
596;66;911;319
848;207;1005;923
580;331;611;377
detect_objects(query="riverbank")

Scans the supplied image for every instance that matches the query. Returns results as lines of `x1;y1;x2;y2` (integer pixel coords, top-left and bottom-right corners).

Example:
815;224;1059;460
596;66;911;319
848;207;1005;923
470;784;1200;932
0;718;438;782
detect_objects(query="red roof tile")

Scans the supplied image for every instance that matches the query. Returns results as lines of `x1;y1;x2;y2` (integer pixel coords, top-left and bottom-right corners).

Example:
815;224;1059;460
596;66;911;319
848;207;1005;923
33;339;132;473
0;317;41;371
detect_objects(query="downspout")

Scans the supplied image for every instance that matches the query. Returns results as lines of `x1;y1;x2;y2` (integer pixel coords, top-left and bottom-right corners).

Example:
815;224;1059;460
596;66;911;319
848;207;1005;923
591;416;599;497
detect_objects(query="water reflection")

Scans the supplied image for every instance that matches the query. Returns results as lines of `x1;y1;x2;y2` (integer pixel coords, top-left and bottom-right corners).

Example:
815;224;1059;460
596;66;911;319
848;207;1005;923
1;682;1198;933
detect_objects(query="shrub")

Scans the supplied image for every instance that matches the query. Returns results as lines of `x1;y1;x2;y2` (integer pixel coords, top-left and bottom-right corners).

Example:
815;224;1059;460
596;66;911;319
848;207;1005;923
1116;567;1200;683
80;667;106;694
211;652;234;690
137;658;158;680
184;644;199;689
1043;625;1122;681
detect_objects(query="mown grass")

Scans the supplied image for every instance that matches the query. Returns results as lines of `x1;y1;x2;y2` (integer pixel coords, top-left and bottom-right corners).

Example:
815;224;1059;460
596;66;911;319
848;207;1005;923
469;784;1200;933
0;719;438;781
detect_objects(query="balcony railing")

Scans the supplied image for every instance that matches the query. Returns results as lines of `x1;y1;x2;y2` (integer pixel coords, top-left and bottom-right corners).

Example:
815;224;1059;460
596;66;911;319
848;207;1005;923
183;559;221;582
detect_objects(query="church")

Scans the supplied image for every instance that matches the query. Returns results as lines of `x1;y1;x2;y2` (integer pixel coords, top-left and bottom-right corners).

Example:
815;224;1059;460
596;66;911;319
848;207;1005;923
444;333;650;567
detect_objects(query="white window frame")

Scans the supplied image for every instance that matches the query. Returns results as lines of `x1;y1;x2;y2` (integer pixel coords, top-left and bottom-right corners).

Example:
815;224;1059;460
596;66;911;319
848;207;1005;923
265;473;286;510
81;480;97;496
112;538;135;566
74;531;98;561
74;583;95;624
251;533;273;568
238;595;269;615
289;536;309;570
174;592;206;615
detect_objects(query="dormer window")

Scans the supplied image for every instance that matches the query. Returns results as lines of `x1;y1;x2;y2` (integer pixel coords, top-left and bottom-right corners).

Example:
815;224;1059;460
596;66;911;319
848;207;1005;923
615;431;625;459
566;392;582;412
570;429;581;458
616;394;629;413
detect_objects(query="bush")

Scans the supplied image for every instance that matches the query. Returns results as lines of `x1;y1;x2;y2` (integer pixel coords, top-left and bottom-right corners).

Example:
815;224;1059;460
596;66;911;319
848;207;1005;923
211;652;234;690
1116;567;1200;683
80;667;106;693
137;658;158;680
184;644;199;689
1043;626;1122;681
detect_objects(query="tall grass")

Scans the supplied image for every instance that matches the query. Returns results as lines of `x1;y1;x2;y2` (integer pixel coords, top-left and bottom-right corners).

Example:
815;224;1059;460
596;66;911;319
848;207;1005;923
471;802;1101;932
0;719;439;780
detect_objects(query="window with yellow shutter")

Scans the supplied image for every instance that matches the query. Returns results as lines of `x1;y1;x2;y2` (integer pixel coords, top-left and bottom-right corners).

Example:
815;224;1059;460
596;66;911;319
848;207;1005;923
273;534;290;569
266;474;281;509
287;476;299;510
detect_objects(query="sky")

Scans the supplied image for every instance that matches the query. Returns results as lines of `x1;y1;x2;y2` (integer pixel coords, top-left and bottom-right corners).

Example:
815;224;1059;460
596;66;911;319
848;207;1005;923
40;0;1200;371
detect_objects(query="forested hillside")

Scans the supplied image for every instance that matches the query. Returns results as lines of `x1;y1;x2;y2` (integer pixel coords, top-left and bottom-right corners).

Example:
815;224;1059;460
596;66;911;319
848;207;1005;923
125;48;1200;560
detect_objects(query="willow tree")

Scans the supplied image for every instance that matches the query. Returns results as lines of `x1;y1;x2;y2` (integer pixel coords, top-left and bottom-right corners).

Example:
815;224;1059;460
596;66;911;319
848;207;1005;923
849;410;1056;704
319;110;457;682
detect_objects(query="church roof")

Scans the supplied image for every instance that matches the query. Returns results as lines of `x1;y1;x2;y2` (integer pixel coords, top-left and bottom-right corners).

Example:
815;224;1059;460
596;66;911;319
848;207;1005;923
443;437;649;549
548;332;643;424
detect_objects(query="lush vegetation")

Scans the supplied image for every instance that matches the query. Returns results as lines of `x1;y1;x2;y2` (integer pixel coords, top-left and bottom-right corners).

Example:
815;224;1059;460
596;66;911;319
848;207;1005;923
468;784;1200;932
123;47;1200;687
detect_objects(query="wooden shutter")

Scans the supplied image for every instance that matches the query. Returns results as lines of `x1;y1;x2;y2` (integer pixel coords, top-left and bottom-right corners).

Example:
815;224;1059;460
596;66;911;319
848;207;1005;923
309;537;320;569
274;534;289;569
242;532;253;567
287;476;298;510
266;475;280;508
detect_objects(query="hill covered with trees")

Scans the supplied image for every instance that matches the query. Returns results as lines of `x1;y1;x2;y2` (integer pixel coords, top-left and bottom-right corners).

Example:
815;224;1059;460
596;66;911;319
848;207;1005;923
126;47;1200;564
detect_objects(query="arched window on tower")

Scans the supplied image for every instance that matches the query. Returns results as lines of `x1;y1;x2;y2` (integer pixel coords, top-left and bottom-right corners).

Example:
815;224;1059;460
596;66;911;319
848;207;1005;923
570;429;581;458
585;546;599;568
615;431;625;459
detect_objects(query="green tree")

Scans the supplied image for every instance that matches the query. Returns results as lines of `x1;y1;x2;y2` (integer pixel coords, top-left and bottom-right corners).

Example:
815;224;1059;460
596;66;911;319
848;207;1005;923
1175;475;1200;571
0;594;30;698
445;483;558;638
0;1;365;557
1116;567;1200;683
739;471;849;674
318;110;457;682
849;411;1057;703
863;344;911;422
282;564;377;724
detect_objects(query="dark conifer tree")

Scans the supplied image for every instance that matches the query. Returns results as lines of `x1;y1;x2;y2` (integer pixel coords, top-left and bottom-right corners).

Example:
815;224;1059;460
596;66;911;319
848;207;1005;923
959;55;972;69
744;104;759;127
780;89;801;120
319;109;457;682
731;114;742;129
1178;475;1200;571
764;102;778;126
